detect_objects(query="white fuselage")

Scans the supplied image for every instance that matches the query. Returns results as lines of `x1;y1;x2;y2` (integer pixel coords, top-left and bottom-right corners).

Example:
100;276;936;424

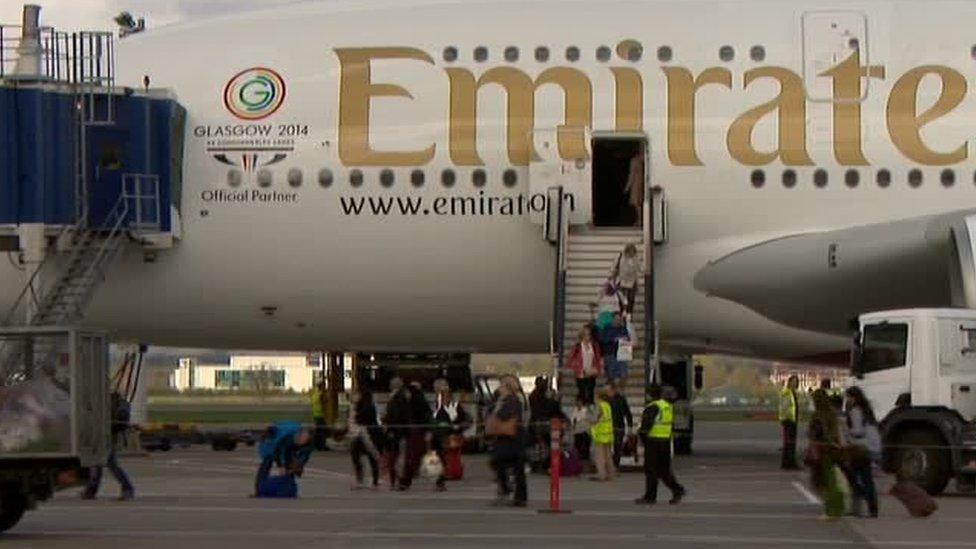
4;0;976;358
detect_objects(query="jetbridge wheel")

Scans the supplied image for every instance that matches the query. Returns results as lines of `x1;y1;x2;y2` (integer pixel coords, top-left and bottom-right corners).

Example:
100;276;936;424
0;493;26;534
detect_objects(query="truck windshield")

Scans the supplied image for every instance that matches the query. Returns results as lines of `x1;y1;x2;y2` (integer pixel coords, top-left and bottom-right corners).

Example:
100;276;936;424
858;323;908;374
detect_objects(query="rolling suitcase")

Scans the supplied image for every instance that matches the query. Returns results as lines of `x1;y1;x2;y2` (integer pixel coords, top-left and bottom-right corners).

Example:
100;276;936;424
443;447;464;480
890;481;938;517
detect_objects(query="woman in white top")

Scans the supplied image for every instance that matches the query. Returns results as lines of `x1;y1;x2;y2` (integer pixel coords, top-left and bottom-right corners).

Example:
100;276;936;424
612;244;642;315
570;394;596;463
844;386;881;518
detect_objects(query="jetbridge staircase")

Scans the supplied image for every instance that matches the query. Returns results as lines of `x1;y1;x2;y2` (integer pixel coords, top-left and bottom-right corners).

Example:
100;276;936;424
0;7;184;381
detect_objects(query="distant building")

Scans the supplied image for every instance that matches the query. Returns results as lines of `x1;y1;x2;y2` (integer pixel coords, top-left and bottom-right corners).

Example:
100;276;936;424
769;364;849;392
170;353;323;393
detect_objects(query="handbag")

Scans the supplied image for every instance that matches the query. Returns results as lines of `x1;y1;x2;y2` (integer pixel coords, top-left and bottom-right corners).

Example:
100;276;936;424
616;340;633;362
485;413;518;438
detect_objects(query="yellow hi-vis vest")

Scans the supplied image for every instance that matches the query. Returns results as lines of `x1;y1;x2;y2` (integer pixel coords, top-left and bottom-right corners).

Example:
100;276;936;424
591;400;614;444
647;399;673;439
778;388;798;423
310;388;324;418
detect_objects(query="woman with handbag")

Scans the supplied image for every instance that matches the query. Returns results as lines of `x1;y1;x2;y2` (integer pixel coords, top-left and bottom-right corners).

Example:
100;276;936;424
844;387;881;518
487;375;527;507
567;327;603;404
433;383;470;490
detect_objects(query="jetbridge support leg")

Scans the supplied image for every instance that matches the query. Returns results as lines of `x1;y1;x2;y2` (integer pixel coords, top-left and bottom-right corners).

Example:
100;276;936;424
17;224;46;324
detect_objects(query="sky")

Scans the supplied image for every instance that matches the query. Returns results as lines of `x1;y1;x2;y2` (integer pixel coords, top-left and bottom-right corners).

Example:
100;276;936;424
0;1;304;32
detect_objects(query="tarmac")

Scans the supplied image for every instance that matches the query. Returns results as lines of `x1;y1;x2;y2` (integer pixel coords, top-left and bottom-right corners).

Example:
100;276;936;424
6;421;976;549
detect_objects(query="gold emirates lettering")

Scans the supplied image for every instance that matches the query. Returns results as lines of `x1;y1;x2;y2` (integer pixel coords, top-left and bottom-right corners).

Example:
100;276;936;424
334;47;970;168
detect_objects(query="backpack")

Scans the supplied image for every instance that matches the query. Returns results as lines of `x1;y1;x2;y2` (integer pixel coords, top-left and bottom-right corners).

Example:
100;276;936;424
258;421;303;463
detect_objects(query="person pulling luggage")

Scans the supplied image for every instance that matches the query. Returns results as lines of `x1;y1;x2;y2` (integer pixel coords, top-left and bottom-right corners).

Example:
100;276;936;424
635;385;685;505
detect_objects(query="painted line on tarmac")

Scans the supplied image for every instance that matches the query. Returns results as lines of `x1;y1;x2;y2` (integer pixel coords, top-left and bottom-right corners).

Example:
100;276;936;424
22;528;976;547
792;481;821;505
41;503;824;521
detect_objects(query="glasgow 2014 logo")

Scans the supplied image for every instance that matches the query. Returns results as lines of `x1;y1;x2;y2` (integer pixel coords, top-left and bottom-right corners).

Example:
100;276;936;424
223;67;286;120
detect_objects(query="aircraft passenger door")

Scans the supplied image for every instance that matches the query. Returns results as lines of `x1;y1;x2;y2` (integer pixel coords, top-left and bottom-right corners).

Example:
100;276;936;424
802;11;869;102
529;127;591;226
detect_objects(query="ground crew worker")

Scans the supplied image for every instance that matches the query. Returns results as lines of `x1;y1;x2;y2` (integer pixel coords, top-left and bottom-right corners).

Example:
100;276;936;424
779;375;800;470
310;381;328;451
635;385;685;505
590;387;616;481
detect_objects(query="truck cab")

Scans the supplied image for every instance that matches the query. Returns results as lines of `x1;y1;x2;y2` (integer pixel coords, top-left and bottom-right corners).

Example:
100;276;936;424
851;309;976;494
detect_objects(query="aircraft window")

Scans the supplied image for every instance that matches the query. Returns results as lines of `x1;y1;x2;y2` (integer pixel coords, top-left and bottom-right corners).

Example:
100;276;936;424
941;169;955;187
227;169;242;188
909;169;923;188
535;46;550;62
503;169;518;188
719;45;735;62
473;169;487;187
848;38;860;51
504;46;519;62
380;169;395;188
474;46;488;62
750;170;765;188
442;169;456;187
257;169;272;188
877;169;891;188
443;46;458;62
596;46;612;62
814;169;828;188
782;169;797;188
750;45;766;62
318;168;333;188
657;46;673;63
845;169;859;188
617;40;642;62
287;168;303;188
350;169;364;188
972;45;976;60
411;169;425;187
566;46;580;62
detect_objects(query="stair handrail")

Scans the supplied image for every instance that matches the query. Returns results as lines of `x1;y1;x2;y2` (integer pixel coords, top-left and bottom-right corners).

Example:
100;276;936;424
551;185;569;389
66;192;130;320
2;220;87;326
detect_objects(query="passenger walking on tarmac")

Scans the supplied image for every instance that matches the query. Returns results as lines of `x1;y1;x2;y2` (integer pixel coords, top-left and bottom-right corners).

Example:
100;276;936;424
590;387;616;481
348;388;382;489
310;380;328;451
843;387;881;518
598;312;633;384
570;395;595;468
607;382;633;469
397;381;433;491
383;377;410;489
611;244;642;315
528;377;566;472
806;389;845;519
82;392;134;501
779;375;801;470
567;327;603;404
433;380;470;491
488;375;528;507
635;385;686;505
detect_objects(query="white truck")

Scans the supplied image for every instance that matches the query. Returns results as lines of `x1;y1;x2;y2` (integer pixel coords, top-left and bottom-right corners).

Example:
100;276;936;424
850;309;976;495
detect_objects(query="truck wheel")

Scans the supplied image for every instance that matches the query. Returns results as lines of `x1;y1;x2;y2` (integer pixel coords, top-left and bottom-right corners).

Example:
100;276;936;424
895;429;951;495
0;494;27;534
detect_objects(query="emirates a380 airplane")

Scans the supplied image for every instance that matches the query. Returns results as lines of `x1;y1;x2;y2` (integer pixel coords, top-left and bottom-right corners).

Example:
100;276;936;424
7;0;976;363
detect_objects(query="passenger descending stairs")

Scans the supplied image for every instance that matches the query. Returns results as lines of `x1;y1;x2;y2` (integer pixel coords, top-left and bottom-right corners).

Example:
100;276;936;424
558;228;649;416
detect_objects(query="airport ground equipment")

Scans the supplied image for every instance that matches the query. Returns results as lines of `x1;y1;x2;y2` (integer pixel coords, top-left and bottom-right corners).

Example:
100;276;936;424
0;327;110;533
0;6;184;533
851;308;976;495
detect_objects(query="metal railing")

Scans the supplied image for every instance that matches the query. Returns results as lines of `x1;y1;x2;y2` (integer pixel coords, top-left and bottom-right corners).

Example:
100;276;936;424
642;148;656;401
0;25;111;86
122;173;162;233
550;186;570;388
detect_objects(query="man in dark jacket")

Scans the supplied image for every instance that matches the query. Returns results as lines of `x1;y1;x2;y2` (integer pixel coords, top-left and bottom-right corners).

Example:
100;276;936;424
397;381;433;490
82;392;135;501
607;382;633;468
383;377;410;488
